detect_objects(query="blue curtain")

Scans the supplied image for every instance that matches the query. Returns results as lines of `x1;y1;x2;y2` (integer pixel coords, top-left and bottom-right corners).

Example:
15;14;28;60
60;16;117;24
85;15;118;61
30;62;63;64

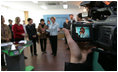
43;14;70;28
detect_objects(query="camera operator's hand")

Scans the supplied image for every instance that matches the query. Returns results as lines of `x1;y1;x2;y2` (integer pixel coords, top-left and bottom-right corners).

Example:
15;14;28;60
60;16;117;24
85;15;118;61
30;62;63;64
62;28;81;63
62;28;70;35
63;28;96;64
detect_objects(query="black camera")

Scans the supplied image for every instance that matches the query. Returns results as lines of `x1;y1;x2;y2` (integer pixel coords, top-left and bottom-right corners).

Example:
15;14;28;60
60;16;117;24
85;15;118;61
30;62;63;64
79;1;117;50
71;1;117;71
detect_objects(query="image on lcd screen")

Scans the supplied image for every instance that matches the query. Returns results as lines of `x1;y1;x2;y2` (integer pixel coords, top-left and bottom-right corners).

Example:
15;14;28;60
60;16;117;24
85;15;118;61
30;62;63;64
76;27;90;38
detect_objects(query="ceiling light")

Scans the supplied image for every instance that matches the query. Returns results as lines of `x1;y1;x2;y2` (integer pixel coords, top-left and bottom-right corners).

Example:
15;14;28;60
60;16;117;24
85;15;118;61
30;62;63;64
32;1;38;4
40;5;47;10
63;4;68;9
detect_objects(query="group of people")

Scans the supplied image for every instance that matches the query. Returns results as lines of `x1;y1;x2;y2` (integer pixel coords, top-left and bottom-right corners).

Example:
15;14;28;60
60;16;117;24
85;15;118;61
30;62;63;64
1;13;94;71
1;15;60;56
1;15;60;69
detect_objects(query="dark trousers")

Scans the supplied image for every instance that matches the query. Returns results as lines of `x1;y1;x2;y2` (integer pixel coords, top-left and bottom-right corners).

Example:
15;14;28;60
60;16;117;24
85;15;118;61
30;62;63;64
30;39;37;55
49;36;51;45
65;36;67;44
50;36;57;56
1;54;5;67
10;35;14;42
40;38;47;52
14;38;24;42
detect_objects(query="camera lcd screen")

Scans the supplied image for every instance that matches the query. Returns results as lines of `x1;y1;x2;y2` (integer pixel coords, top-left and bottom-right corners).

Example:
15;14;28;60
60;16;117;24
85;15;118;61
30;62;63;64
76;27;90;38
72;23;92;41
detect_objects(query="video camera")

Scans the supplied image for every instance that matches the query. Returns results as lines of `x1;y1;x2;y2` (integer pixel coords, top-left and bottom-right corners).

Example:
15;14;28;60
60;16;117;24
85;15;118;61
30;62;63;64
72;1;117;71
72;1;117;50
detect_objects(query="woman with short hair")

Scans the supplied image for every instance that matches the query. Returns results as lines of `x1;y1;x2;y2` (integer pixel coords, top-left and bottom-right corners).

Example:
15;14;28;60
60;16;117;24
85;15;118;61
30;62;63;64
12;17;26;41
49;17;59;56
12;17;27;59
38;19;47;54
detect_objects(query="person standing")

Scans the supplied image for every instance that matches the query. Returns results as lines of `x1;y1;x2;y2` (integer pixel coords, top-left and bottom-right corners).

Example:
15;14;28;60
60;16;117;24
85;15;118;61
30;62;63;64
12;17;25;41
46;20;51;44
8;19;14;42
49;17;59;56
22;20;27;34
47;20;51;27
22;20;28;41
69;14;76;24
12;17;27;59
1;15;11;69
69;14;76;34
63;18;71;44
63;18;71;50
77;13;83;22
26;18;38;56
63;18;71;30
38;19;47;54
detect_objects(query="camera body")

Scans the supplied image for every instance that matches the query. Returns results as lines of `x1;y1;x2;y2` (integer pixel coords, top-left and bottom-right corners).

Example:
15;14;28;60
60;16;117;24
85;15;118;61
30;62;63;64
72;21;117;51
72;1;117;71
77;1;117;51
92;23;116;51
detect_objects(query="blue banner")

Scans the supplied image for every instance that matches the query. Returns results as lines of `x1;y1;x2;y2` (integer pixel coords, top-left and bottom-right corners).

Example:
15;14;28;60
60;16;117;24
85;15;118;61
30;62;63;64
43;14;70;28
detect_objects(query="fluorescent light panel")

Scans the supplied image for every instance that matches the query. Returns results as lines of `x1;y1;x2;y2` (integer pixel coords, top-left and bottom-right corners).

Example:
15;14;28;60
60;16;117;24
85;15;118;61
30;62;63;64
40;5;47;10
63;4;68;9
32;1;38;4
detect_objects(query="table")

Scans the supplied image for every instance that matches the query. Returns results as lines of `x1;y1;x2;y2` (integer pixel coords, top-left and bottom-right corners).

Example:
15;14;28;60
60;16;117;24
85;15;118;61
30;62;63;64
1;41;34;71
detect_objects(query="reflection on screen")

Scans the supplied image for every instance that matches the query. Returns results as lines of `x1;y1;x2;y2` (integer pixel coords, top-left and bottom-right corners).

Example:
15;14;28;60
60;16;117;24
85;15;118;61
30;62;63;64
76;27;90;38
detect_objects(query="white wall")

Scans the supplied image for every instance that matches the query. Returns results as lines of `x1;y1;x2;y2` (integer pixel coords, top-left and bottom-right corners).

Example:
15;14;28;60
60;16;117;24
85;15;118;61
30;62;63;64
1;5;85;28
1;5;25;25
29;9;84;28
1;1;87;28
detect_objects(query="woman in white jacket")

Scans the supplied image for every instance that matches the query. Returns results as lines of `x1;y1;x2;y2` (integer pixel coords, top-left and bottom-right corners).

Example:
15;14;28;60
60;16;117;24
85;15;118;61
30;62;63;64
48;17;59;56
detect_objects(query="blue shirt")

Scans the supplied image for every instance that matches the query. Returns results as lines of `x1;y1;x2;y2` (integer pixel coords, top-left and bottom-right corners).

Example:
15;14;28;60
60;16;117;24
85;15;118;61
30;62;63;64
49;22;59;36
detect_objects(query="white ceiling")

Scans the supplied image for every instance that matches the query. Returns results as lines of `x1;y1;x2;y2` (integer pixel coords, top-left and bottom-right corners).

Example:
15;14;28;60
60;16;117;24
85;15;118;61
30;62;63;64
1;1;84;11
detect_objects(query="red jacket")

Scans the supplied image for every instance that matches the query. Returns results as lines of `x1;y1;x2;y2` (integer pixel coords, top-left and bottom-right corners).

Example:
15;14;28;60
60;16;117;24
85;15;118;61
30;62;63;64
12;24;25;39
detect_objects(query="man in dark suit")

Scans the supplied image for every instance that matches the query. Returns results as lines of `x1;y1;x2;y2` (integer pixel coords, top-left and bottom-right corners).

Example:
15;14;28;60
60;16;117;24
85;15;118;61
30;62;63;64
63;18;71;30
68;14;76;35
64;14;76;50
8;19;14;42
26;18;38;56
63;18;71;44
